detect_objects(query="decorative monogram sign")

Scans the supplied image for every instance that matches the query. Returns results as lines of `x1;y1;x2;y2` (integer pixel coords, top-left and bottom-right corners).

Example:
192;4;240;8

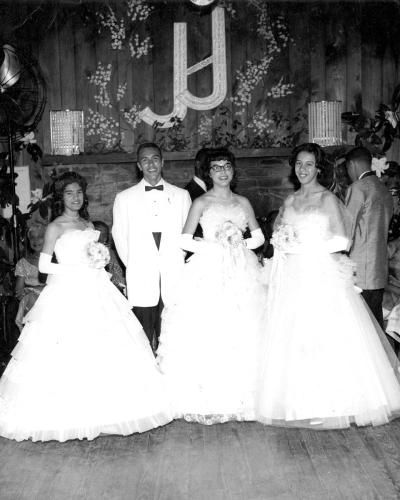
140;7;227;128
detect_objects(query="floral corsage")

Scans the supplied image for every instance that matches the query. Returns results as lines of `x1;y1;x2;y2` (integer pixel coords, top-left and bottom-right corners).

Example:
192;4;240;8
86;241;110;269
215;220;244;248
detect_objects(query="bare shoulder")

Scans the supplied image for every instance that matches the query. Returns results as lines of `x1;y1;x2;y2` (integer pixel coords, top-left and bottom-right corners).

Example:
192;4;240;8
233;194;253;211
45;219;63;237
191;193;208;210
283;193;295;207
234;193;250;204
321;189;338;203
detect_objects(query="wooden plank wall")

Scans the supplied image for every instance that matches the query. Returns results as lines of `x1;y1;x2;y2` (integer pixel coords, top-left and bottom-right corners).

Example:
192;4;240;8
10;1;400;155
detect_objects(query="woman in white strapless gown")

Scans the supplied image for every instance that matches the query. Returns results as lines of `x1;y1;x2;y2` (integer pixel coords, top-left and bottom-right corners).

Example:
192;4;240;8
256;143;400;429
0;172;172;442
157;148;268;424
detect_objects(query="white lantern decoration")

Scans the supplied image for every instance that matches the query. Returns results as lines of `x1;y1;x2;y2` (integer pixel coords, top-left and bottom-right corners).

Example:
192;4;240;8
50;110;84;155
308;101;342;147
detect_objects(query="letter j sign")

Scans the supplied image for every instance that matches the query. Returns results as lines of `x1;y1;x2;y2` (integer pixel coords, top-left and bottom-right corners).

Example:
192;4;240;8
140;7;227;128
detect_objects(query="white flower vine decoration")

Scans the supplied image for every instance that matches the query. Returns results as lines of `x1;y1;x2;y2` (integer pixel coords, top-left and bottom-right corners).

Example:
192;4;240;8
97;7;126;50
231;5;293;112
129;33;153;59
127;0;153;22
96;1;153;58
247;111;274;136
88;62;113;108
86;109;119;149
198;114;212;141
116;83;127;102
123;104;143;129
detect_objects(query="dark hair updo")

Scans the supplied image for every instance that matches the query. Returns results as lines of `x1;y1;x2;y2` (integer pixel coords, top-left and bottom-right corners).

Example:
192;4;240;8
203;147;237;190
288;142;329;190
51;171;89;221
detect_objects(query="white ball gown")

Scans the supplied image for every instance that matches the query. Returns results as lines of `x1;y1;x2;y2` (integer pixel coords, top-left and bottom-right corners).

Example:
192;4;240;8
256;193;400;429
0;229;173;442
157;202;268;424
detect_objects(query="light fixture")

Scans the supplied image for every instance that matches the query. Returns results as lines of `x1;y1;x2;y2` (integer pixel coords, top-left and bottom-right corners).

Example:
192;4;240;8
189;0;215;6
50;110;84;155
308;101;342;147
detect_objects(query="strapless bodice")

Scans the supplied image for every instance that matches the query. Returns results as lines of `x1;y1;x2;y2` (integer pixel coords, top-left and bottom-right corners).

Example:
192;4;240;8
54;229;100;265
200;203;248;241
281;206;331;243
272;205;348;254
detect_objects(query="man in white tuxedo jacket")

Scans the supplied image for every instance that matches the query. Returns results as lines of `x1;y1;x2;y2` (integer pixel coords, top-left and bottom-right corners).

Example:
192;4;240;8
112;142;191;352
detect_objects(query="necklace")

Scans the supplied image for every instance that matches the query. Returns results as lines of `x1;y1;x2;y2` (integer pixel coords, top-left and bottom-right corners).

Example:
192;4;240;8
62;212;80;220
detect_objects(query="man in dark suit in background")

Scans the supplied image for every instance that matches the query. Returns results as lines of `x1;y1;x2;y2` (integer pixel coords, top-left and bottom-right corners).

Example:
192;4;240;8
184;148;209;261
184;148;209;201
345;146;393;329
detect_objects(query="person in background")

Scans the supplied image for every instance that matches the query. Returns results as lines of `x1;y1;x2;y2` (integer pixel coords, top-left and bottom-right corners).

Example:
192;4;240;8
184;148;209;260
112;142;191;353
184;148;209;201
92;220;126;295
15;223;47;331
257;210;279;261
345;147;393;329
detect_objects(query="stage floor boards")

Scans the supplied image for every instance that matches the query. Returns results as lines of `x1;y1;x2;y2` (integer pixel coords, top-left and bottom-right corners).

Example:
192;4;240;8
1;419;400;500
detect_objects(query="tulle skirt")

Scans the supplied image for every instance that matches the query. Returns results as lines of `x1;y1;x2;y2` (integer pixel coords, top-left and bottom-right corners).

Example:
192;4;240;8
157;247;268;424
256;250;400;429
0;269;173;442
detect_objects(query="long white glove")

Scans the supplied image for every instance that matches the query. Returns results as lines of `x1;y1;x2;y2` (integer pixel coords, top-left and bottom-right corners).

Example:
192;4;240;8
38;253;79;275
244;228;265;250
180;233;218;254
325;235;350;253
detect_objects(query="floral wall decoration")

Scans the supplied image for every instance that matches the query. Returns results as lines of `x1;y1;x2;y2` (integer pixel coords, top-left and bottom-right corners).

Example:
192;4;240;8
85;0;153;151
84;0;301;153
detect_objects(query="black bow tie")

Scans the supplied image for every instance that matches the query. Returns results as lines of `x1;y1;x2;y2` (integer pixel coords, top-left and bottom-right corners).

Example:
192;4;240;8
145;185;164;191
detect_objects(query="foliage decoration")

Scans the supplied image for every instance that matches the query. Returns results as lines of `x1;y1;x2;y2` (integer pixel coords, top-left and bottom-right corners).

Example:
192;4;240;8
84;0;300;152
342;84;400;154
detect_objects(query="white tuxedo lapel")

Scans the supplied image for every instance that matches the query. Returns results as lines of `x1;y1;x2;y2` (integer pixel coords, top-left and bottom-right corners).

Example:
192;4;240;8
129;181;159;255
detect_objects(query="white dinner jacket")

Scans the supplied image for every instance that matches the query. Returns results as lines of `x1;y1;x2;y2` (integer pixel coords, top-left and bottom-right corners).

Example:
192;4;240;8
112;179;191;307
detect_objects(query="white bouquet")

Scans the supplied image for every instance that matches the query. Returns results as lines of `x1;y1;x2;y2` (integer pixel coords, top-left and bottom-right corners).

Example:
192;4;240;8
86;241;110;269
215;220;244;248
271;223;298;252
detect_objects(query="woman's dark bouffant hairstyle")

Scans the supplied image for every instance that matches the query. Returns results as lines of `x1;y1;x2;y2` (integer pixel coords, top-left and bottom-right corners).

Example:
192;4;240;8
203;147;238;190
51;171;90;221
288;142;328;190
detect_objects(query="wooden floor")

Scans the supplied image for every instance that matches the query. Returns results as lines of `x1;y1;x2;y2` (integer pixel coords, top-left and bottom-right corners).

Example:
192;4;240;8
1;419;400;500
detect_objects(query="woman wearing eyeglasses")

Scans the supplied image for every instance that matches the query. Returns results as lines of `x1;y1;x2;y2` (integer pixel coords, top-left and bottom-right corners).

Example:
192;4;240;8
157;147;268;425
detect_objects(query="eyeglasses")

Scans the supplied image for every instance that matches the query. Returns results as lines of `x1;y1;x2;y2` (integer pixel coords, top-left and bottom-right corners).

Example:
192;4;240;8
210;163;233;173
